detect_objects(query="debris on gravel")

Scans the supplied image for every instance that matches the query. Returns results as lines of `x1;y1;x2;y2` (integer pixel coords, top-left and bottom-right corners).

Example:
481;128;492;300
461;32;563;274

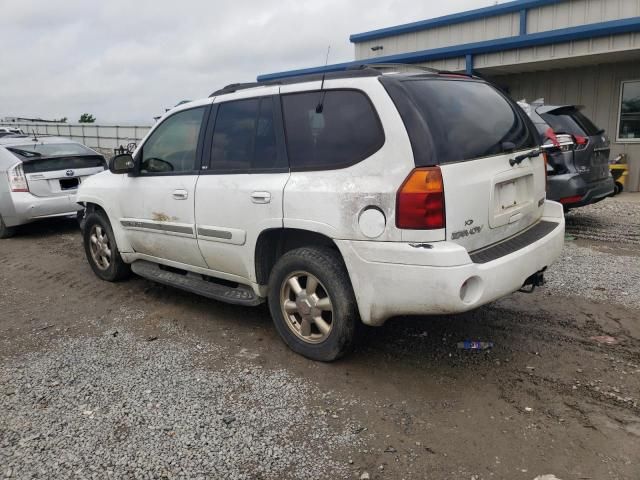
0;330;362;479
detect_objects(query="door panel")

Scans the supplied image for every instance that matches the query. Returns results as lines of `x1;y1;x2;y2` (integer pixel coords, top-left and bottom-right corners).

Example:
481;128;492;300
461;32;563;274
118;175;207;267
195;173;289;279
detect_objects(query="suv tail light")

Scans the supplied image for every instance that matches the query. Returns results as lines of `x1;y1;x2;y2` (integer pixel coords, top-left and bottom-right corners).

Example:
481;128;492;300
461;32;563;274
396;167;445;229
8;163;29;192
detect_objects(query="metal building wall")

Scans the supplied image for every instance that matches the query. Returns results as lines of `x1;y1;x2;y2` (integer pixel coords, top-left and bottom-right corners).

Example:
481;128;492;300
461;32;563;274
490;60;640;191
355;13;520;61
474;32;640;70
527;0;640;33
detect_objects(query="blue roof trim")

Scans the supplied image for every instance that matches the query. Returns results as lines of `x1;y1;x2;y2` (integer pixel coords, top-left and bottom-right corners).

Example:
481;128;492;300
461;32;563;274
258;17;640;82
349;0;563;43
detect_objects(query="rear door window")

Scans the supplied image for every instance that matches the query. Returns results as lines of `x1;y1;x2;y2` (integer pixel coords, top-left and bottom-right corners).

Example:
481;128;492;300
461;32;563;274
281;90;384;171
540;107;602;137
396;79;537;164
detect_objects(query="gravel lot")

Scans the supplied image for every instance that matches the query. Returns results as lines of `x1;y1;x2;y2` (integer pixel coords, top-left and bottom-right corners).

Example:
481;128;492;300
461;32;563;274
1;195;639;480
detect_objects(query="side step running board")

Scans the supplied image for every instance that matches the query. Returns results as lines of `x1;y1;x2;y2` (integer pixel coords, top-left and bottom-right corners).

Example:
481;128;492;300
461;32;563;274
131;260;263;307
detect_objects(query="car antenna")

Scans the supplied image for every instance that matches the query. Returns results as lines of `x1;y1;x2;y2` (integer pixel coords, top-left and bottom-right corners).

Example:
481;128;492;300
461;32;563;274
31;128;38;142
315;45;331;114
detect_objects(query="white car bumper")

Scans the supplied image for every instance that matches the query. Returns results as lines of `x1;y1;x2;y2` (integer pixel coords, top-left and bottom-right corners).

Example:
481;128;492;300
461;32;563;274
337;201;565;326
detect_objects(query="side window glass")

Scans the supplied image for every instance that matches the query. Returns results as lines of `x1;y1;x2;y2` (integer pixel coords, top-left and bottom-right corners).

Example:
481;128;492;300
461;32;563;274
281;90;384;170
141;107;205;174
210;99;259;172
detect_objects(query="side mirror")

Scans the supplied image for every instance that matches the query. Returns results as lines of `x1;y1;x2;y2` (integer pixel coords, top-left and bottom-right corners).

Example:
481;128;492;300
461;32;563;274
109;153;135;174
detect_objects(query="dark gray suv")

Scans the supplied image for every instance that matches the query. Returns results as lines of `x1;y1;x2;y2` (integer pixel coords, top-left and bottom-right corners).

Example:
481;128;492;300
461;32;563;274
526;104;614;210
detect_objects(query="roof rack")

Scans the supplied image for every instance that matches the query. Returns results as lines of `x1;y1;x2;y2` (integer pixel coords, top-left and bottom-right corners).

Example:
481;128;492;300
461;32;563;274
209;67;383;97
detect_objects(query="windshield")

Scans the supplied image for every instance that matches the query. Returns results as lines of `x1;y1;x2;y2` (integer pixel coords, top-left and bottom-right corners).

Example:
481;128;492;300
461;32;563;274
397;79;537;164
8;143;96;158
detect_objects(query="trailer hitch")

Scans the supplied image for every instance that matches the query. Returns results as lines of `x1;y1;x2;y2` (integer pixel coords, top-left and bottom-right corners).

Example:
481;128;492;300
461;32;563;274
519;268;547;294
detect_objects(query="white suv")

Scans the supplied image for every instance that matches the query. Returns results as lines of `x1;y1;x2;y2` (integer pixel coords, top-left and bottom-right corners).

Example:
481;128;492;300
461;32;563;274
77;67;565;361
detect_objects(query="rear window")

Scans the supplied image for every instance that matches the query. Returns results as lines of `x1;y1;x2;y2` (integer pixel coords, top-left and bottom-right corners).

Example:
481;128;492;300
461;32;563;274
8;143;96;158
385;78;537;164
540;107;602;137
281;90;384;171
22;156;106;174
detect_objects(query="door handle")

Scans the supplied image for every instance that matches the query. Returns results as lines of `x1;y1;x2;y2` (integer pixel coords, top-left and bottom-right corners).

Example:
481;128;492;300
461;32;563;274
251;191;271;204
172;189;188;200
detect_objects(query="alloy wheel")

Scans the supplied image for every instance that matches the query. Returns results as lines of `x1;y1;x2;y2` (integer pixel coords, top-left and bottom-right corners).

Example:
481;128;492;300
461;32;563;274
280;271;334;344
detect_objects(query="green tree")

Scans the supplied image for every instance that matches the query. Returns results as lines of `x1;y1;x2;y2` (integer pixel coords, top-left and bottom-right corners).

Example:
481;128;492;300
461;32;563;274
78;113;96;123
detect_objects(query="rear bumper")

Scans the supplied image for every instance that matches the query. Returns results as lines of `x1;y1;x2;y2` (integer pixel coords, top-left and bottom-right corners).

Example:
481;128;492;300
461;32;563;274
547;173;614;208
1;191;81;227
337;200;565;326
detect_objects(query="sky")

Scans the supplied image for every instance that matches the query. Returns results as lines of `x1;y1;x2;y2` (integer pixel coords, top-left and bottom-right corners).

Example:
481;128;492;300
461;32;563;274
0;0;496;124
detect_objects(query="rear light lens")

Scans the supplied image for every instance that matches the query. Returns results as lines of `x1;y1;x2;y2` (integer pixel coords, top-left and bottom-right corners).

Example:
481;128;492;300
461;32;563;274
573;134;589;150
396;167;445;229
559;194;583;205
8;163;28;192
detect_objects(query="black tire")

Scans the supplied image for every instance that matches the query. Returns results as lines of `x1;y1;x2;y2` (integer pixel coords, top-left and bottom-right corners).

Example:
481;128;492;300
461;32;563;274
83;211;131;282
0;215;16;239
268;246;358;362
615;182;624;195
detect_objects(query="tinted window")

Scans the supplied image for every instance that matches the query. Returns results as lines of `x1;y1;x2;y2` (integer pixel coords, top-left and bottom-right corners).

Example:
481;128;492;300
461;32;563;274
397;79;537;164
282;90;384;170
210;97;282;172
141;107;205;174
9;143;96;157
22;156;106;174
541;107;602;137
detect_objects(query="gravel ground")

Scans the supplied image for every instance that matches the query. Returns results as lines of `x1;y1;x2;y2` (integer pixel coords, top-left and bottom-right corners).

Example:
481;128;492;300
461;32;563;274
546;197;640;309
546;242;640;309
1;195;639;480
0;328;360;480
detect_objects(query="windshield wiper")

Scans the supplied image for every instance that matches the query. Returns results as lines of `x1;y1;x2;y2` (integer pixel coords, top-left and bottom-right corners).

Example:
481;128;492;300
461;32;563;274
7;147;42;158
509;149;541;166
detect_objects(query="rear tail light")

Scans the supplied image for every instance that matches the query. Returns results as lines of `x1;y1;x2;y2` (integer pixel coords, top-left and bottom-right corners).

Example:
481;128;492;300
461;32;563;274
396;167;445;229
559;194;583;205
573;134;589;150
8;163;28;192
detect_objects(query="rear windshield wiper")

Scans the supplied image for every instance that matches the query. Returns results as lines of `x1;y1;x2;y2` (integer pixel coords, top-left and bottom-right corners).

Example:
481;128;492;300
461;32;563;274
510;149;541;166
6;147;42;158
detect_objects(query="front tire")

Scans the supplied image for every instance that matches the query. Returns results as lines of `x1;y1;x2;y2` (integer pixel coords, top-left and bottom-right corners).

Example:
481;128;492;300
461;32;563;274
0;215;16;239
83;211;131;281
268;246;358;362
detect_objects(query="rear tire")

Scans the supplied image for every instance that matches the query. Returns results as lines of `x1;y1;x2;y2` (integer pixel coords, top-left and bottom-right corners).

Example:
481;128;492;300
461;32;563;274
268;246;358;362
615;182;624;195
83;211;131;281
0;215;16;239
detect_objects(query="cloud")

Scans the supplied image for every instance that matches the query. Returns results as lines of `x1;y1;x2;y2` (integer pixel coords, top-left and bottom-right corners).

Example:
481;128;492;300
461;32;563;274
0;0;491;124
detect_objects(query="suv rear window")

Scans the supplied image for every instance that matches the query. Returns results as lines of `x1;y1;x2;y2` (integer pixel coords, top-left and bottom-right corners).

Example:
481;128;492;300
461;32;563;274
540;107;602;137
383;78;537;165
281;90;384;171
